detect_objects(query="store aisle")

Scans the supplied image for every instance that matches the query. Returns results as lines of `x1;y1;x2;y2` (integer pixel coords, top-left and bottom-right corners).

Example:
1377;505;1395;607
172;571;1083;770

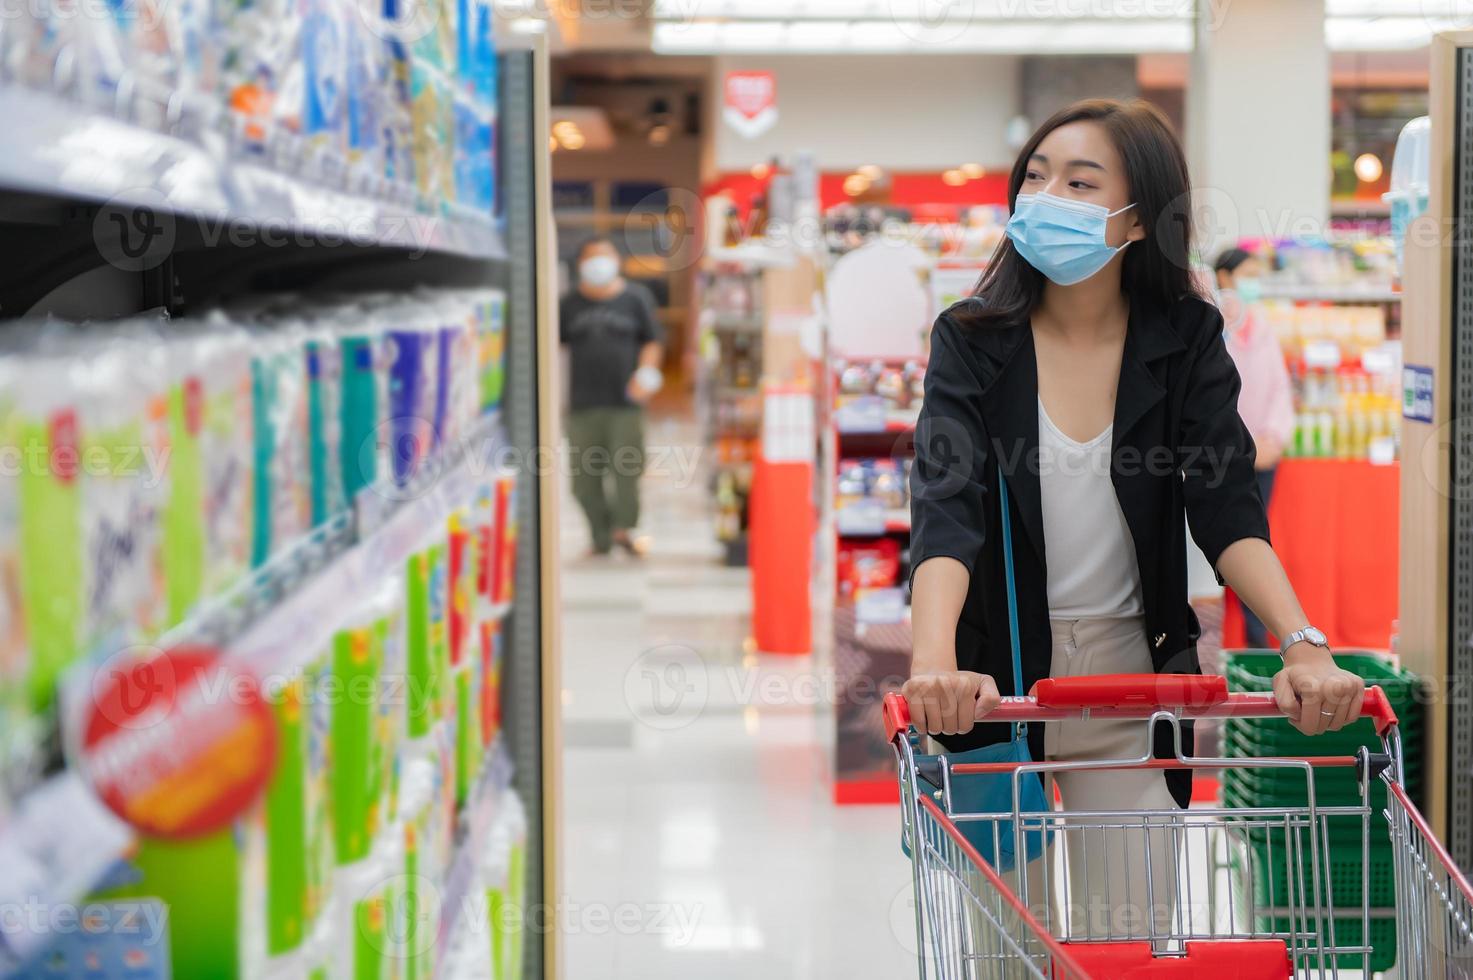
559;414;917;979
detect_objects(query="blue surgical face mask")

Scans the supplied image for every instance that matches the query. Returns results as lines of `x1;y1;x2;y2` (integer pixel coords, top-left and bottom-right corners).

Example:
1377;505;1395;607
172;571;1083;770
1235;276;1263;305
1005;192;1136;286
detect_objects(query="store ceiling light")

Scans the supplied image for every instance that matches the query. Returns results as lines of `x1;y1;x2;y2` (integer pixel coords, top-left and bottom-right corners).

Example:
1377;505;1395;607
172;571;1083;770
507;15;546;34
843;174;870;196
651;6;1450;53
652;19;1191;53
751;163;771;179
549;107;614;151
1355;152;1384;183
942;169;967;187
858;164;883;180
961;163;985;179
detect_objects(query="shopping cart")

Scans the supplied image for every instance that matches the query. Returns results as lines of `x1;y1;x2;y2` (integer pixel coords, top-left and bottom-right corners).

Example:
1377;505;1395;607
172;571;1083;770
884;673;1473;978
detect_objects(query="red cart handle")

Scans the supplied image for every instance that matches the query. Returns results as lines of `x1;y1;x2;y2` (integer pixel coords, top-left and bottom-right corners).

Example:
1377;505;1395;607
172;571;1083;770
1033;673;1228;709
883;680;1399;742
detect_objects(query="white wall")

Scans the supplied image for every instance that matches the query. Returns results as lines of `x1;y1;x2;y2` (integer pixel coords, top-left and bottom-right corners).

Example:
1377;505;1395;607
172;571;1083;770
708;54;1019;174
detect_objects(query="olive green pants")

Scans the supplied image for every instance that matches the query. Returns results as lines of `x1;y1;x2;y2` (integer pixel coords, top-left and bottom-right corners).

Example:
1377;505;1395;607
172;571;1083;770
566;407;644;554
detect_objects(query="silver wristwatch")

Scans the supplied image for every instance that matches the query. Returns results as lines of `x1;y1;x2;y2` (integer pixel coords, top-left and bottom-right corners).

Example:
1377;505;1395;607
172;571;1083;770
1280;625;1329;658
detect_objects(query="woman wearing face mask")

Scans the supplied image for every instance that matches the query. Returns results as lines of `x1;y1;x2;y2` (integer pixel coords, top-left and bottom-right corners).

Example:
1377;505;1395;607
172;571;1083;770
1212;247;1295;648
560;237;666;557
900;100;1363;933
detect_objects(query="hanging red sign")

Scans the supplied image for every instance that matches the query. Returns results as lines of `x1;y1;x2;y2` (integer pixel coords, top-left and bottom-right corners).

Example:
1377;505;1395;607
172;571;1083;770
81;646;278;839
723;70;778;138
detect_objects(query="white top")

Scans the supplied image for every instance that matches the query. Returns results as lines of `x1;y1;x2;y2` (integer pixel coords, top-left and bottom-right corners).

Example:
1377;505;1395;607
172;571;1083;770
1037;399;1144;619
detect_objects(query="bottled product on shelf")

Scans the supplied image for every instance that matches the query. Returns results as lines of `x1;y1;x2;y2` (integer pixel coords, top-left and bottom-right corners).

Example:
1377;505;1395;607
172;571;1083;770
1255;300;1403;463
834;457;911;535
0;290;510;948
1;0;499;226
1287;362;1403;463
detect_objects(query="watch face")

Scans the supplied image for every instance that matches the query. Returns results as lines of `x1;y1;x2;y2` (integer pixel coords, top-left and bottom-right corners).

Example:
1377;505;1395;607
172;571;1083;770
1303;626;1328;646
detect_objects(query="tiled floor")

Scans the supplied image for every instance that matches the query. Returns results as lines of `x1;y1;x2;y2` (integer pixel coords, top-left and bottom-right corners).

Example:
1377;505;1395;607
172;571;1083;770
558;414;917;979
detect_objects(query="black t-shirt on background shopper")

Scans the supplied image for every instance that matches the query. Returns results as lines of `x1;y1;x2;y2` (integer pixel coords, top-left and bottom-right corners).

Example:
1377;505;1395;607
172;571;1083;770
559;282;665;412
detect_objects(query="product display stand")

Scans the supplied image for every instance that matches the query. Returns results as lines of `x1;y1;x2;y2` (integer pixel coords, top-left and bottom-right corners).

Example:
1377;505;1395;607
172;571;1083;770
828;358;921;804
0;26;557;980
1398;28;1473;864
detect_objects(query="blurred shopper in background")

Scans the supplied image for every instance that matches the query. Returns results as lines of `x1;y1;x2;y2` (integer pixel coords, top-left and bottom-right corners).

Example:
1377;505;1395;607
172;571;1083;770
1214;247;1296;647
560;237;665;557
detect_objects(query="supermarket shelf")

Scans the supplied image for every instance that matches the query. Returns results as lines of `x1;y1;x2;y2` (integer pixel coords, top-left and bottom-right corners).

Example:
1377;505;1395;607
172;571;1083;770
230;415;510;678
835;507;910;536
1259;284;1401;304
0;87;505;260
836;417;917;436
435;735;515;976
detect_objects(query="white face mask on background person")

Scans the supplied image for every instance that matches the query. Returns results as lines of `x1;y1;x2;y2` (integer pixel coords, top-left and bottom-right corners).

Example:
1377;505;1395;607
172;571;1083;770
579;254;620;287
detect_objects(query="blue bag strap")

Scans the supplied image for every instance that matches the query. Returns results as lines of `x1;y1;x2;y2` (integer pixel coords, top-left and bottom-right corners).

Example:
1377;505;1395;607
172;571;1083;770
996;465;1026;740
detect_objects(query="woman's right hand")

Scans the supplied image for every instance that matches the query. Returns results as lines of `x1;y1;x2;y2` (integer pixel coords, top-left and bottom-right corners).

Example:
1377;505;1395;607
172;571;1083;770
900;671;1001;736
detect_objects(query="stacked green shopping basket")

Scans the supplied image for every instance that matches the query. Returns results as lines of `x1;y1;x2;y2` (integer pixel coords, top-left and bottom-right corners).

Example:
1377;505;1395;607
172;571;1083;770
1220;651;1423;974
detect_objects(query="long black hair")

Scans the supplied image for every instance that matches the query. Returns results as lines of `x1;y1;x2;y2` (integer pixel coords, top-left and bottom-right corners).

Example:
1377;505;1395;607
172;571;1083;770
956;99;1201;329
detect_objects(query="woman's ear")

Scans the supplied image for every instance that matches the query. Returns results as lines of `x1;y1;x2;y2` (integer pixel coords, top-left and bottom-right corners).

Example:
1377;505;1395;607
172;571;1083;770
1125;210;1147;244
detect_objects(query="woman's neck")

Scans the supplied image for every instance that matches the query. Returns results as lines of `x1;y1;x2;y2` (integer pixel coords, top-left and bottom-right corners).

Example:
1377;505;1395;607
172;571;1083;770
1034;268;1128;344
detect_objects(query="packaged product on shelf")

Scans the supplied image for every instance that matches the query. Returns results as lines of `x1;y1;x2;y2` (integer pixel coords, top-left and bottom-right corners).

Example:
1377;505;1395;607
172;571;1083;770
77;333;171;653
447;508;475;666
453;651;483;808
477;290;507;414
335;304;390;505
0;356;37;812
836;538;902;599
479;471;518;608
302;0;349;161
3;352;76;712
405;534;450;739
264;654;335;959
330;841;391;980
422;66;459;208
381;25;418;189
8;897;173;979
483;792;527;980
478;617;501;748
331;601;385;866
220;0;303;150
305;324;348;526
375;576;405;824
344;14;387;179
385;308;437;488
397;755;441;980
165;319;257;619
249;326;312;566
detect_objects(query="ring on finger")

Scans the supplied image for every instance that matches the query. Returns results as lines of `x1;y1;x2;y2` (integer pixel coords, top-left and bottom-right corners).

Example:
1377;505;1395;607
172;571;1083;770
1320;709;1336;718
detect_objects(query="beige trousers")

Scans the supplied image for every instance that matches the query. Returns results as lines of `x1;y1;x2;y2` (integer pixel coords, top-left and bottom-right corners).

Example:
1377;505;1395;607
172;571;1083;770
964;617;1184;978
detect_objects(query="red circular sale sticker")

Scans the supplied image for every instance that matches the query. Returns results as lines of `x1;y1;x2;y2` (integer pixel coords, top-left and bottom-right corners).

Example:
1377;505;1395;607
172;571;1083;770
81;647;278;839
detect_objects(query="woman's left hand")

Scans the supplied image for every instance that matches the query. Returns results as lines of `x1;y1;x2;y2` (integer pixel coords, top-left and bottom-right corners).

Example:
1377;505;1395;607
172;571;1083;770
1272;650;1366;736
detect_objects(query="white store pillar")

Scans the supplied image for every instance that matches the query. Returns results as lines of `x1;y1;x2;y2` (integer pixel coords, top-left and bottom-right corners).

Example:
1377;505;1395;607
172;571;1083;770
1187;0;1329;257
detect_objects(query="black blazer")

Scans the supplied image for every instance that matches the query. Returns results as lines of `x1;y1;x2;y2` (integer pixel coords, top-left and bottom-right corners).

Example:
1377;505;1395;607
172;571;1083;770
908;294;1271;807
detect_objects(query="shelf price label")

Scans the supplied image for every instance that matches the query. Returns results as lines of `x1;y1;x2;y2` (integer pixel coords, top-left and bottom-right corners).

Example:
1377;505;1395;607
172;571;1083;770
856;587;906;625
79;647;278;840
835;395;887;434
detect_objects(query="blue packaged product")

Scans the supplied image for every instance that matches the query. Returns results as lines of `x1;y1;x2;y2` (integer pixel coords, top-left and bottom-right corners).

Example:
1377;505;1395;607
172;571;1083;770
345;18;384;174
433;323;453;451
386;323;434;487
302;0;347;156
